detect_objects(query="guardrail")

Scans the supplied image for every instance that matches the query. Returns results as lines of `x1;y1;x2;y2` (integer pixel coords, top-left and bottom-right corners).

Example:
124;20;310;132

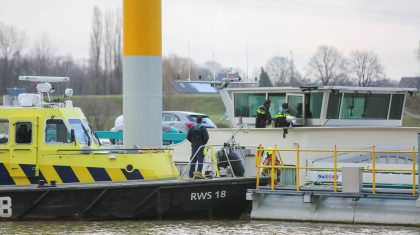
95;131;187;145
255;145;418;195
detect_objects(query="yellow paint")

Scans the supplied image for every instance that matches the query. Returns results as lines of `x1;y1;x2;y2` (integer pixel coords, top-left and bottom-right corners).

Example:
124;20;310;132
123;0;161;56
40;165;63;184
12;176;30;185
255;145;418;193
0;106;179;185
72;166;95;182
105;168;126;181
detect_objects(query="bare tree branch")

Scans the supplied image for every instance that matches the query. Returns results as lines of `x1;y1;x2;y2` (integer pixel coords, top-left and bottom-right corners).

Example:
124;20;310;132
349;50;385;87
306;45;348;85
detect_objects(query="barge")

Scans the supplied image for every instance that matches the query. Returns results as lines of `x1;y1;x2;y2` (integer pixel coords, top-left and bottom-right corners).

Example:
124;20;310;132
0;76;265;220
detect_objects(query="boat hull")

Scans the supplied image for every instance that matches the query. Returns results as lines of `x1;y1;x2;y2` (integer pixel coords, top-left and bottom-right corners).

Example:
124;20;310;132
0;177;264;220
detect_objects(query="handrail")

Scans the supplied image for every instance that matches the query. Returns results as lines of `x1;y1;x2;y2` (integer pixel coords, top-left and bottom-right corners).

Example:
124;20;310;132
179;144;246;179
255;145;418;196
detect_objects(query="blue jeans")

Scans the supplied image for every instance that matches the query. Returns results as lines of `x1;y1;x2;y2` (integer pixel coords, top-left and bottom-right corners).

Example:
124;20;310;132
189;146;204;177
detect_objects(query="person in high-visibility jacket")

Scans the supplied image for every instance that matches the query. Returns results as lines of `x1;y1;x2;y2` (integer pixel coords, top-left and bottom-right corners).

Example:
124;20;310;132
255;99;271;128
274;102;290;127
261;148;281;181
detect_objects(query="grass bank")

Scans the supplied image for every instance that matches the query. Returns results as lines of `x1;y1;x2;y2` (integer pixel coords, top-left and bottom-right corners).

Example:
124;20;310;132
73;94;228;130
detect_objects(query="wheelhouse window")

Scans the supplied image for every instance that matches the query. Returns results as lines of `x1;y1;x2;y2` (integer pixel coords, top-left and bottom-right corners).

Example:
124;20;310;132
15;122;32;144
389;94;405;120
234;93;266;117
268;93;286;115
68;119;100;145
305;92;323;119
45;119;71;143
68;119;89;145
326;92;342;119
0;120;9;144
340;93;390;119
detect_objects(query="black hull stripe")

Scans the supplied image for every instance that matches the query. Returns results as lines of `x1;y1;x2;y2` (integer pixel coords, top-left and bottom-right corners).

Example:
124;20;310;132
87;167;111;181
20;164;38;184
0;163;15;185
121;169;144;180
54;165;79;183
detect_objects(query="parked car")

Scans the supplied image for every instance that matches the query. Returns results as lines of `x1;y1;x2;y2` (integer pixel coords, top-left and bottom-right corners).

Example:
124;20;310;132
162;111;217;133
111;115;180;133
112;111;217;133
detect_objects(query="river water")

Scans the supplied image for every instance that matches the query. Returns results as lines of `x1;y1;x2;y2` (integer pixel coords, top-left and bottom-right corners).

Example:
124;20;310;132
1;220;419;234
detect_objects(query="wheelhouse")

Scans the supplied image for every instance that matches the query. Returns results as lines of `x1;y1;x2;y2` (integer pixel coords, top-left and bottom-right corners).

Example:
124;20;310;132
228;86;417;127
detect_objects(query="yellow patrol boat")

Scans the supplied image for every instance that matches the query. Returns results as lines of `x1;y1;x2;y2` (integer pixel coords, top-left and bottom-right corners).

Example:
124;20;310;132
0;76;263;220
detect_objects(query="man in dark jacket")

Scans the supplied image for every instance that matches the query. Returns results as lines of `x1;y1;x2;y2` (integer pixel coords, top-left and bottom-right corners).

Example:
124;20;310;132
255;99;271;128
187;116;209;178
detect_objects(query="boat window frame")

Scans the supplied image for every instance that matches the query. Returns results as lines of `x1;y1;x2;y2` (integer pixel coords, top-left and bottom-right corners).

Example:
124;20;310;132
0;119;9;144
268;93;286;116
68;118;90;145
14;121;32;144
388;94;405;120
44;118;72;145
233;92;267;118
339;92;393;120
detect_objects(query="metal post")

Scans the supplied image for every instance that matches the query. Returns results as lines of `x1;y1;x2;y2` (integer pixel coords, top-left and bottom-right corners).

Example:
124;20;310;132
372;145;376;194
418;133;420;196
333;145;337;192
296;145;300;192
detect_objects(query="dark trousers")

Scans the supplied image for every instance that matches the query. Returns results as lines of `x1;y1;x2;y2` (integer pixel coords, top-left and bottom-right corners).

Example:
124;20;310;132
189;146;205;177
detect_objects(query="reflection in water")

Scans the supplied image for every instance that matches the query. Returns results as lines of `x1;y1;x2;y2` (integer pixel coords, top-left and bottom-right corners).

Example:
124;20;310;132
1;220;419;235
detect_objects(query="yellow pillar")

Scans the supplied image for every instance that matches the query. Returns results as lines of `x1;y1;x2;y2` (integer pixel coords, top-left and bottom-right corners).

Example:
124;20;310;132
123;0;162;148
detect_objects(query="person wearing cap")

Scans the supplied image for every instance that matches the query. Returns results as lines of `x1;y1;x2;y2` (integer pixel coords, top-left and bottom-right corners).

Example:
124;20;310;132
255;99;272;128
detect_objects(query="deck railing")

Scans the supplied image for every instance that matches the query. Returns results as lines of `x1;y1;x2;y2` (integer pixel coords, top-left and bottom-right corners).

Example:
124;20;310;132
255;145;418;195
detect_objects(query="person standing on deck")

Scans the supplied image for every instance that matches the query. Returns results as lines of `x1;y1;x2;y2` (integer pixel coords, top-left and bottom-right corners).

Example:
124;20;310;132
255;99;271;128
187;116;209;178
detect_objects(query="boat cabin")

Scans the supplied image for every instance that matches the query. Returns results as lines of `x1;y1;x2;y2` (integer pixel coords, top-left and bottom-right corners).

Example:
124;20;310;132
0;76;178;185
226;86;417;127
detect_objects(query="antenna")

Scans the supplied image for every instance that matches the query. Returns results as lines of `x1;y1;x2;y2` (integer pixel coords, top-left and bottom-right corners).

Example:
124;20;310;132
19;76;70;103
246;41;249;82
188;40;191;81
212;51;215;81
19;76;70;83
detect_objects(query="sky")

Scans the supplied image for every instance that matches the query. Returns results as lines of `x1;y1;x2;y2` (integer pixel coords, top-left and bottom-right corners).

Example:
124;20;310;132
0;0;419;81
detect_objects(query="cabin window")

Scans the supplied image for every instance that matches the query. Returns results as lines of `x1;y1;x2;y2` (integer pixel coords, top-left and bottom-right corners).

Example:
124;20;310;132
340;93;390;119
45;119;71;143
268;93;286;115
0;120;9;144
68;119;89;145
389;94;405;120
326;92;342;119
234;93;266;117
305;92;323;118
15;122;32;144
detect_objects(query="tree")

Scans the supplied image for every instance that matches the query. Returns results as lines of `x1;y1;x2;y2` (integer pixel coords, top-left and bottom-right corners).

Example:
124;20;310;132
306;45;347;85
31;33;54;75
89;6;103;94
112;8;122;94
103;9;115;95
265;56;290;86
0;22;26;92
203;60;223;80
349;50;385;87
259;67;272;87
